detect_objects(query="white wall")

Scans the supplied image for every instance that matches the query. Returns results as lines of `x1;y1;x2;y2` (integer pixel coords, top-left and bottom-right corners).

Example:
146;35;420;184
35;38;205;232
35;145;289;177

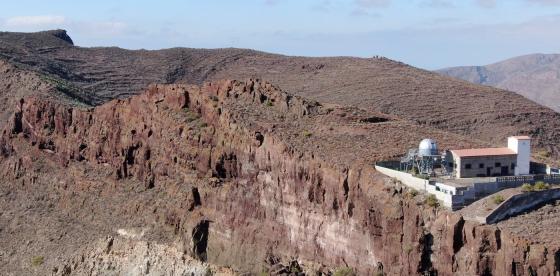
374;166;427;191
508;137;530;175
375;165;456;208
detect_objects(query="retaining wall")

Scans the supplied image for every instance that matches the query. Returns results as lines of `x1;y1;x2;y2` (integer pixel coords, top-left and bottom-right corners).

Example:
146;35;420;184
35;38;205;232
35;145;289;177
375;165;456;208
484;188;560;224
375;165;427;191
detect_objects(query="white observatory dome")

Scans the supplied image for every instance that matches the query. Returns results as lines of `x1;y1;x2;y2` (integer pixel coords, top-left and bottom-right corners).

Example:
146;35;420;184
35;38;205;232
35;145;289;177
418;139;438;157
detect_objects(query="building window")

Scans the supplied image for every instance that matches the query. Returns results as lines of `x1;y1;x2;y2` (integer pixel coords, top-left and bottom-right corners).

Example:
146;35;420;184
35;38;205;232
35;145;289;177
465;164;472;169
495;162;501;167
511;163;516;170
479;163;484;169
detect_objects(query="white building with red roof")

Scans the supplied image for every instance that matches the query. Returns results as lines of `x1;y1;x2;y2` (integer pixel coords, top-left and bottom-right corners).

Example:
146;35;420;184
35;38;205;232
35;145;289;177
448;136;531;178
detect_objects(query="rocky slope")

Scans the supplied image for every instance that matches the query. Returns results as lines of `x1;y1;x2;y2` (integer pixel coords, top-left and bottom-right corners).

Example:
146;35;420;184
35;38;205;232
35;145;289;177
1;79;559;275
438;53;560;112
2;30;560;162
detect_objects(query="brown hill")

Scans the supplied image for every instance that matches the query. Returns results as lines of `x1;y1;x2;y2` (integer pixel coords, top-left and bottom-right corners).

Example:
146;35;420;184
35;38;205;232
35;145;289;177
1;30;560;161
2;30;560;275
438;53;560;112
1;79;555;275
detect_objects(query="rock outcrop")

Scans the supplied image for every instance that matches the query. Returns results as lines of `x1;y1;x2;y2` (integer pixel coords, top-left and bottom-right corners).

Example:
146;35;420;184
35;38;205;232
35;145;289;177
2;30;560;165
1;79;559;275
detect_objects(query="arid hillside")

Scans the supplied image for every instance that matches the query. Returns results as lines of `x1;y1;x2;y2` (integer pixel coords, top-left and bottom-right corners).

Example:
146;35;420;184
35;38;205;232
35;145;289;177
1;30;560;275
1;30;560;161
2;79;558;275
438;53;560;112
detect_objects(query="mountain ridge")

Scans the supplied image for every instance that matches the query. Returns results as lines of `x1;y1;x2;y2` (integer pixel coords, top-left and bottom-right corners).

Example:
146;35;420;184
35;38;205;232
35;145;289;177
438;53;560;112
1;30;559;161
1;29;560;275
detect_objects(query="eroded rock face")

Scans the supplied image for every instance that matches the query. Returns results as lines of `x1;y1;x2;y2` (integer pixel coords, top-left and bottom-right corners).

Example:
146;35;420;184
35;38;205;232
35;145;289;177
2;79;559;275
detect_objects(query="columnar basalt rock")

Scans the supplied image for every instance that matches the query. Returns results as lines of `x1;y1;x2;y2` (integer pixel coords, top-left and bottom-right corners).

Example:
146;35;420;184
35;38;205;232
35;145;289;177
2;79;559;275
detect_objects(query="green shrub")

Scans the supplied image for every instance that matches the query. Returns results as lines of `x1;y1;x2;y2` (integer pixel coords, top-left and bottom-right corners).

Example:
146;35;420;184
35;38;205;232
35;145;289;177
411;166;419;175
334;267;356;276
31;256;44;267
521;183;534;192
425;194;439;208
266;100;274;107
404;244;413;254
184;111;200;123
534;181;550;191
302;130;312;138
406;189;418;199
493;195;505;204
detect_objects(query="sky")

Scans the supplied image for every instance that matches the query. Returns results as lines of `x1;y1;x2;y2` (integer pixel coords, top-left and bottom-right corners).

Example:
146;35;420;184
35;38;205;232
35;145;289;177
1;0;560;69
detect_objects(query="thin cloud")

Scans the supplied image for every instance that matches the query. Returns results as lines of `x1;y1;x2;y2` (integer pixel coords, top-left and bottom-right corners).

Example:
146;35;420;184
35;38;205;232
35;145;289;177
354;0;392;8
421;0;455;8
4;15;66;28
526;0;560;5
476;0;496;8
0;15;138;39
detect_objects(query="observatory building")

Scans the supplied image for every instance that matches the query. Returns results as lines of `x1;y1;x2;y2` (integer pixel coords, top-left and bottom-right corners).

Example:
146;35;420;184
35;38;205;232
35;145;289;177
447;136;531;178
399;136;532;179
376;135;560;210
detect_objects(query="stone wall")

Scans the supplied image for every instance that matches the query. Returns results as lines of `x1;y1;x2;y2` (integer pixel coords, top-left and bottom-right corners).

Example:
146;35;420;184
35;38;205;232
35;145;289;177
485;188;560;224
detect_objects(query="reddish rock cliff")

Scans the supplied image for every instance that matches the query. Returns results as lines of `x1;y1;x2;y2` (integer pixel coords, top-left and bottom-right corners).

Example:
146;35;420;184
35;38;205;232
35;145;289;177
1;80;559;275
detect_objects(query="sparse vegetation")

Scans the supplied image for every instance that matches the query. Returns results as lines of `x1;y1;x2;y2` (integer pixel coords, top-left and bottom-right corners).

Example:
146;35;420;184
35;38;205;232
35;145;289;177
521;183;534;192
406;189;418;199
425;194;439;208
535;149;551;158
39;74;91;106
493;194;505;204
333;267;356;276
183;108;201;123
31;256;44;267
302;130;312;138
534;181;550;191
266;99;274;106
404;244;413;254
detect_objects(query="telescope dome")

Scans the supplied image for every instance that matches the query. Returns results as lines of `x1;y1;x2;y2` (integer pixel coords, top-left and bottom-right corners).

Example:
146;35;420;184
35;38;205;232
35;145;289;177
419;139;438;157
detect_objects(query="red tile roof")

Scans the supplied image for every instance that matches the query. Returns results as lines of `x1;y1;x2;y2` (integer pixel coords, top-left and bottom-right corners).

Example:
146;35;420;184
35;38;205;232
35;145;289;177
451;147;516;158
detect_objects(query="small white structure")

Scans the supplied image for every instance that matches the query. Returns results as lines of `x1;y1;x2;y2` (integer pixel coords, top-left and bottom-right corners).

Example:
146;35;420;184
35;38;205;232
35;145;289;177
507;136;531;175
418;139;438;157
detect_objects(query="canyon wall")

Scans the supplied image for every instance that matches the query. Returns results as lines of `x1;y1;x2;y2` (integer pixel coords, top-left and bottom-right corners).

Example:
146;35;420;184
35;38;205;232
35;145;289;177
1;80;559;275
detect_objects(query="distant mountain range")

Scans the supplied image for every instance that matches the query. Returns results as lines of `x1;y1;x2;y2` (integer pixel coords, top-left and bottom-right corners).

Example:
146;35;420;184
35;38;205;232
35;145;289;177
438;54;560;112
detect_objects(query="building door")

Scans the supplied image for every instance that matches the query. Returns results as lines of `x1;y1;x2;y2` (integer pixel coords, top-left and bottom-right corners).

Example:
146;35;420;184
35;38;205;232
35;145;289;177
501;166;509;176
486;167;492;176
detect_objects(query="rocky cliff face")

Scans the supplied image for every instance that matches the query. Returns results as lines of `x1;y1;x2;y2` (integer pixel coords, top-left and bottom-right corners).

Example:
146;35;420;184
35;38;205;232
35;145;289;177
2;30;560;165
1;80;559;275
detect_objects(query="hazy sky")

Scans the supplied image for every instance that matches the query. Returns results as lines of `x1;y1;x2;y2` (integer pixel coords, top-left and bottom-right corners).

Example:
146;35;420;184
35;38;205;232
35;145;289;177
1;0;560;69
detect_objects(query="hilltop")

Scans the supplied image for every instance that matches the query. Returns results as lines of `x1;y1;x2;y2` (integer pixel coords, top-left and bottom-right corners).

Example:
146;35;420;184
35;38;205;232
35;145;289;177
1;30;559;161
1;30;560;275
